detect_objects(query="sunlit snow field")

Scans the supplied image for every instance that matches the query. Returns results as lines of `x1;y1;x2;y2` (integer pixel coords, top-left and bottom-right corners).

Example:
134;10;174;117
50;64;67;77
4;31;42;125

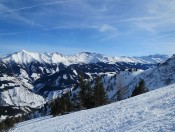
11;84;175;132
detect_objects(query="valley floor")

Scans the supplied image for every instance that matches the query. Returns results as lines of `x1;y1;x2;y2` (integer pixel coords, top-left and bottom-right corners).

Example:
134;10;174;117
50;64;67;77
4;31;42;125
11;84;175;132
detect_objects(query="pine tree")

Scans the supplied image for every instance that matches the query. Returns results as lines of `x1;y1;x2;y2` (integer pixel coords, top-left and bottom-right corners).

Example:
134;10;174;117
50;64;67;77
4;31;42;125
78;75;86;109
84;81;94;109
50;100;57;116
93;77;108;107
131;79;148;97
117;88;124;101
50;92;73;116
63;93;73;113
131;85;138;97
0;117;15;132
116;75;125;101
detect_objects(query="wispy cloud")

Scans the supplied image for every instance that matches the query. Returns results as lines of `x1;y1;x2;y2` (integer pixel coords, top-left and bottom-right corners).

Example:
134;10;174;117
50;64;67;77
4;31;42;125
0;0;68;32
98;24;117;32
1;0;175;37
0;0;175;56
148;31;175;40
0;1;68;14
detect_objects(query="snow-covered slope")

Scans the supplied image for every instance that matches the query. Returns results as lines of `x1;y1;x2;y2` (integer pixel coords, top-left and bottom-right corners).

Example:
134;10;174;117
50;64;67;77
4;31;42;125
125;55;175;97
1;86;45;108
0;75;45;108
101;70;144;100
1;50;169;65
11;84;175;132
0;61;45;111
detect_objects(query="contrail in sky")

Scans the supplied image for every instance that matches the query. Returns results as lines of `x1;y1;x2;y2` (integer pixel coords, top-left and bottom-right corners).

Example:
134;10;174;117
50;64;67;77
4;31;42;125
0;31;28;36
148;31;175;40
0;0;68;13
27;15;36;45
0;25;72;36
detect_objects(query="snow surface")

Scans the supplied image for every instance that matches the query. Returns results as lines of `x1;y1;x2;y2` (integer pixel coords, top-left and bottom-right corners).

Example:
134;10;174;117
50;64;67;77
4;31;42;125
11;84;175;132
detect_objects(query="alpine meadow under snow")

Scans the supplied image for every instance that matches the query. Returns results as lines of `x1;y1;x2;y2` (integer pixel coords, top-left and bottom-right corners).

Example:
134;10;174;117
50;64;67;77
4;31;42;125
11;84;175;132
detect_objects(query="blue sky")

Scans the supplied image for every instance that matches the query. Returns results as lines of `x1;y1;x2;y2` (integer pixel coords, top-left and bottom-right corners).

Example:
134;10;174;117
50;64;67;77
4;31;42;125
0;0;175;57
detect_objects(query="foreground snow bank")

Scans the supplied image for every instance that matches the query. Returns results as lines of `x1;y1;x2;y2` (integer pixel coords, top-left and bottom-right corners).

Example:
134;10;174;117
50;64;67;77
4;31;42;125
11;84;175;132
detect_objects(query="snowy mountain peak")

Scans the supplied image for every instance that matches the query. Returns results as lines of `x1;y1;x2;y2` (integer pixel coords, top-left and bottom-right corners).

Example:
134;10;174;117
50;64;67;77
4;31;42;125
71;52;108;64
19;50;28;53
51;52;64;56
131;54;169;64
113;54;169;64
1;50;169;66
79;52;95;55
162;54;175;65
170;54;175;59
16;50;38;56
2;50;34;64
75;52;103;58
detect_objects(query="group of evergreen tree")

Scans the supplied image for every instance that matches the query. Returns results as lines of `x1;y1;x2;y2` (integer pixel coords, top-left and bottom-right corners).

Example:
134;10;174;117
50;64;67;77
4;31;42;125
50;93;73;116
93;77;108;107
0;115;28;132
78;76;108;109
0;117;15;132
131;79;148;97
50;75;108;116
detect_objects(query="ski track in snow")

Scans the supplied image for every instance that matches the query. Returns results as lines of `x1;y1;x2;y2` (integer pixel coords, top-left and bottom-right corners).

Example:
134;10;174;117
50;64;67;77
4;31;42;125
11;84;175;132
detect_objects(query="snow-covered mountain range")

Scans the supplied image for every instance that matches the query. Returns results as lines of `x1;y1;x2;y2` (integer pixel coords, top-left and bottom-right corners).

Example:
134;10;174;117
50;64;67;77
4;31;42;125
0;50;171;120
1;50;169;65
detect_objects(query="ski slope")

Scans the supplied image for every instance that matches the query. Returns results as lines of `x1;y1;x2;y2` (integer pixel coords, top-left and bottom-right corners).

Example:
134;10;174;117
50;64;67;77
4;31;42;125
11;84;175;132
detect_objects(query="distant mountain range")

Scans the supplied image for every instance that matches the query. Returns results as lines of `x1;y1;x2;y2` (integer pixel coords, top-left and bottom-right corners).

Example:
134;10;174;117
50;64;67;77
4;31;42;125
1;50;169;65
0;50;171;120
